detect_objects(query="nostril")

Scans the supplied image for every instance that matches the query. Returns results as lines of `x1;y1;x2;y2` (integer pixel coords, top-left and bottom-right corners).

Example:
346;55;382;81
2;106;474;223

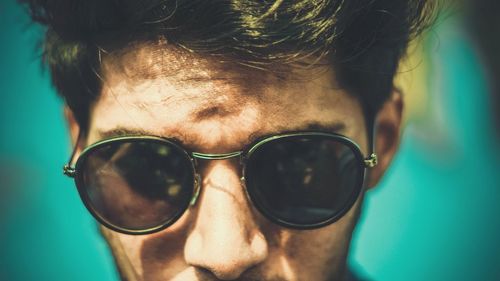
207;261;252;280
193;251;264;280
185;230;268;280
184;226;268;280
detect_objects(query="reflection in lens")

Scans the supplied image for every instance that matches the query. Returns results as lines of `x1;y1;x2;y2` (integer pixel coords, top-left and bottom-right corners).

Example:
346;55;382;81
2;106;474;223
79;139;194;231
245;135;363;226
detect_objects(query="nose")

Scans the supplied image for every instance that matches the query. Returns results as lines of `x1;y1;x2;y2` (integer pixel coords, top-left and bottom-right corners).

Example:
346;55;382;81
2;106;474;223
184;161;268;280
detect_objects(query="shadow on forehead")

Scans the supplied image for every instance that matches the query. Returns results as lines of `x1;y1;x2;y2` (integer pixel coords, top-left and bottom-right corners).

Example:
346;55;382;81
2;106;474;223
98;39;329;121
101;38;272;88
100;36;335;90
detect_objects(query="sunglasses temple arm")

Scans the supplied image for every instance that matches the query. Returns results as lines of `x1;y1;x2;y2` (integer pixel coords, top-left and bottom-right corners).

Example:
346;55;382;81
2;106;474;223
63;130;83;178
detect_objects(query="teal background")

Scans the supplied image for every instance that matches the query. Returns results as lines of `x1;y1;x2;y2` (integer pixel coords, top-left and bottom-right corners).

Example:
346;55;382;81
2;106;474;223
1;1;499;280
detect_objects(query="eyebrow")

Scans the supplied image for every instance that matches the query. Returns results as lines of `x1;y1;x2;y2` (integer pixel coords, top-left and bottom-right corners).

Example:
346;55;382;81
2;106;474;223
97;122;346;148
297;122;345;133
98;128;167;140
246;122;346;143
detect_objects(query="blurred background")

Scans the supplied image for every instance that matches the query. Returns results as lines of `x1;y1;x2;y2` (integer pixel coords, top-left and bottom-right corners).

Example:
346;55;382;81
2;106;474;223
1;0;498;280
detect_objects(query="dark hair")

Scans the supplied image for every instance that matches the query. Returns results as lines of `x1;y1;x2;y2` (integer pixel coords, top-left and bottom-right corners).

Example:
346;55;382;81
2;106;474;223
20;0;436;132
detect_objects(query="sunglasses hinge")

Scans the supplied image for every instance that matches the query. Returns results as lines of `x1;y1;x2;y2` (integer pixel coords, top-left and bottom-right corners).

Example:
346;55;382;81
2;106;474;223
63;164;76;178
364;153;378;168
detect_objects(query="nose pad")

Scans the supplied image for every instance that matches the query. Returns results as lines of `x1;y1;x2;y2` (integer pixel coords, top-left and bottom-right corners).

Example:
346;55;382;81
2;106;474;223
190;173;201;206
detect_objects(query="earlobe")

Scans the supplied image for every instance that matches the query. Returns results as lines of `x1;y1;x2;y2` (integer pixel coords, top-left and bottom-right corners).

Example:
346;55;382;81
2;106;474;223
366;89;404;188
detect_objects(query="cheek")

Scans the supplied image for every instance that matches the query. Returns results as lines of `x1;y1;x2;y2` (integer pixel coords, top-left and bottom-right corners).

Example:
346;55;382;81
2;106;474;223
101;216;192;279
101;228;147;277
277;197;362;278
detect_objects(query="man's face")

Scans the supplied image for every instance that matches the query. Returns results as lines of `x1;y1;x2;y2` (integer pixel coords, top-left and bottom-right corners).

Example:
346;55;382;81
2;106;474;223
73;44;388;281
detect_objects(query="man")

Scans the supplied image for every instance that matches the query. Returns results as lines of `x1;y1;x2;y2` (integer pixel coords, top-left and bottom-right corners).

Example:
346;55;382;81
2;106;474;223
21;0;435;280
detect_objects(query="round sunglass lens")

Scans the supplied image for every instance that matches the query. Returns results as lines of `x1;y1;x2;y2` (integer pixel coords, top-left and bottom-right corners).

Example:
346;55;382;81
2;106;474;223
245;135;364;227
77;139;194;232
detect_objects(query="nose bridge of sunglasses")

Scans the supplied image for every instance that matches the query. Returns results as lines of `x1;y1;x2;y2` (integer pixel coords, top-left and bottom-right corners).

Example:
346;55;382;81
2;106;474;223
189;151;244;206
191;151;243;160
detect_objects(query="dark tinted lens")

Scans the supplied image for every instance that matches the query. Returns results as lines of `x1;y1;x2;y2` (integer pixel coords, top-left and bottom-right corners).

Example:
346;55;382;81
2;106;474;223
77;139;194;232
245;135;364;226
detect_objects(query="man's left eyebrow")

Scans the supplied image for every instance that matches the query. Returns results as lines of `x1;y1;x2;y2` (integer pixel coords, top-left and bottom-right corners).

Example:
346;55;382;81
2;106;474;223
300;122;346;133
246;122;346;144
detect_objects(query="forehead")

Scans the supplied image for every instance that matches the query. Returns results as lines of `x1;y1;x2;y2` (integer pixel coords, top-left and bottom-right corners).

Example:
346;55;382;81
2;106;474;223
88;43;365;152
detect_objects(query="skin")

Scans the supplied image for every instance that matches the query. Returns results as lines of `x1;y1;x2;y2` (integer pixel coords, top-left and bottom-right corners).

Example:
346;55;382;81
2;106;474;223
67;43;403;281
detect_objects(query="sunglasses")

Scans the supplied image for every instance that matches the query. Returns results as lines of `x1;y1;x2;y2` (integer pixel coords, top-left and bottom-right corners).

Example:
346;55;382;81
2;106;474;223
63;131;377;235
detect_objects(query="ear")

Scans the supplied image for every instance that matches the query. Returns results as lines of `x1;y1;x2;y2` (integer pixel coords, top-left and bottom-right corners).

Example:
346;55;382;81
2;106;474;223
366;88;404;188
64;106;80;146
